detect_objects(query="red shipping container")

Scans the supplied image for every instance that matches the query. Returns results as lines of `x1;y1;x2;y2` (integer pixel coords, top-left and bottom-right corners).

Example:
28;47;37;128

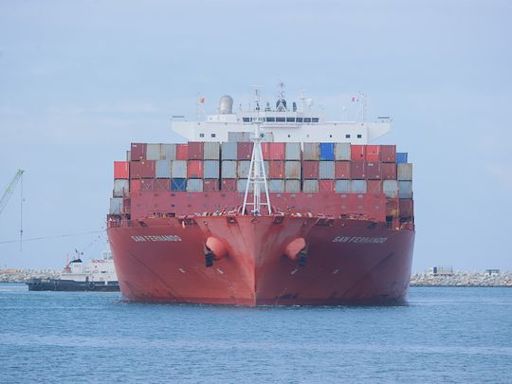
269;143;286;160
381;163;397;180
366;145;381;162
386;198;399;217
131;143;147;161
187;160;204;178
237;142;253;160
261;143;271;160
380;145;396;163
302;161;319;179
366;162;382;180
188;142;204;160
130;179;141;193
221;179;237;192
204;179;220;192
350;161;366;179
367;180;382;194
153;179;170;192
269;161;285;179
399;199;414;217
351;145;366;161
335;161;351;179
140;179;155;192
114;161;129;179
176;144;189;160
130;160;156;179
319;180;334;192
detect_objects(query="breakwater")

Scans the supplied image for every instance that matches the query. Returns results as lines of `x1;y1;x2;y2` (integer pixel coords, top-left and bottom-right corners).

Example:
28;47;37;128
410;271;512;287
0;269;59;283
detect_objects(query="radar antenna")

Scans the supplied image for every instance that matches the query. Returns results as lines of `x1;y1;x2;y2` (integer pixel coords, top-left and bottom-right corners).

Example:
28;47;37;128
242;88;272;216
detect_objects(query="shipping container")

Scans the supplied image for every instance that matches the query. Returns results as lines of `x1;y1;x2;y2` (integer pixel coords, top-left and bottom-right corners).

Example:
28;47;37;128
386;199;399;218
398;181;413;198
367;180;382;194
269;179;285;193
319;180;334;192
383;180;399;198
176;144;189;160
319;161;335;179
110;197;123;215
171;160;187;178
140;179;155;192
396;152;408;164
203;142;220;160
335;180;350;193
366;145;381;162
203;160;220;179
161;144;176;160
130;179;141;193
285;179;301;193
186;179;203;192
351;145;366;161
285;142;301;160
130;143;146;161
155;160;171;178
228;131;252;142
130;160;156;179
303;180;319;193
269;161;285;179
237;161;251;179
320;143;335;160
302;161;319;179
399;198;414;218
334;142;351;160
146;143;162;160
351;180;367;193
397;163;413;181
285;161;301;179
303;142;320;160
171;178;187;192
366;162;382;180
153;179;170;192
187;160;203;179
203;179;220;192
126;150;131;161
114;161;129;179
381;163;397;180
237;179;253;192
221;160;237;179
113;179;129;197
187;142;204;160
221;179;237;192
221;142;237;160
268;142;286;160
335;161;351;179
380;145;396;163
350;161;366;179
237;142;253;160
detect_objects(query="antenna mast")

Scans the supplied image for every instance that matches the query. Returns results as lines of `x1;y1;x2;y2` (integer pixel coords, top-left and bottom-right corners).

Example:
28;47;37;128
242;88;272;216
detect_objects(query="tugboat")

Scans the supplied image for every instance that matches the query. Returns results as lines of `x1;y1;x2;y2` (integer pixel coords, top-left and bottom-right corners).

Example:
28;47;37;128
27;249;119;292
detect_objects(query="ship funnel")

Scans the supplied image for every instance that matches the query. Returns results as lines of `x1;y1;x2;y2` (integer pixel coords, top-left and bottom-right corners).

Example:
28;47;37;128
218;95;233;114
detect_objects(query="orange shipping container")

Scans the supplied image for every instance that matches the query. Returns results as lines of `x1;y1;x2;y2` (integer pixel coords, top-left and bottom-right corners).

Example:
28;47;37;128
187;160;204;178
351;145;366;161
366;145;381;162
114;161;129;179
269;161;285;179
176;144;189;160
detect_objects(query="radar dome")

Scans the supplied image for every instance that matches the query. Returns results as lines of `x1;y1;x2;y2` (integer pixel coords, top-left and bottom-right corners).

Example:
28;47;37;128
218;95;233;114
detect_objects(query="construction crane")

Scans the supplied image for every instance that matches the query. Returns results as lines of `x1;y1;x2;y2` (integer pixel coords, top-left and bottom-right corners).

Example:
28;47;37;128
0;169;25;249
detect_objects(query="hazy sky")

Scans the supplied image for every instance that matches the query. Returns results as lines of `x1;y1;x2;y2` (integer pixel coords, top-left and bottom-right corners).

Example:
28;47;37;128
1;0;511;272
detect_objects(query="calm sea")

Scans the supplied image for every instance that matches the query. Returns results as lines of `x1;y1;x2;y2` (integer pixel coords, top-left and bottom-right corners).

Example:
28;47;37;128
0;284;511;383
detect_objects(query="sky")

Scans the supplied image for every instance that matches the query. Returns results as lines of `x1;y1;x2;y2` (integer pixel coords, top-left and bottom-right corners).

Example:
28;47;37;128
0;0;511;272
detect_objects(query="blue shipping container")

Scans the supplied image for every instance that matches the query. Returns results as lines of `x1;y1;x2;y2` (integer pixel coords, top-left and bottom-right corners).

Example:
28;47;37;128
171;178;187;191
320;143;335;161
396;152;408;164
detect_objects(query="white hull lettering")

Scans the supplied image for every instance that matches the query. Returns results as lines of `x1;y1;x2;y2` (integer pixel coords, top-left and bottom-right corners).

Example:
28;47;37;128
131;235;182;242
332;236;388;244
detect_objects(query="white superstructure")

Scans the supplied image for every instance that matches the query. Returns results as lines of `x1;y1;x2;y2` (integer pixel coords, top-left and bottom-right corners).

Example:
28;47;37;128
171;90;391;144
62;249;117;283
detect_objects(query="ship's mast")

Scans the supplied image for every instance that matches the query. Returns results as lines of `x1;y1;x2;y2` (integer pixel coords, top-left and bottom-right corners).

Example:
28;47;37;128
242;88;272;216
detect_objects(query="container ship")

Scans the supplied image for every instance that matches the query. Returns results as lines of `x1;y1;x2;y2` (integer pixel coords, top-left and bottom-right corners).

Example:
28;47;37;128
107;90;415;306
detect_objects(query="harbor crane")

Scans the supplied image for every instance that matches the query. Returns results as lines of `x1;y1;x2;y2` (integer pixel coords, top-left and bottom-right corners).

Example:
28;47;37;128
0;169;25;249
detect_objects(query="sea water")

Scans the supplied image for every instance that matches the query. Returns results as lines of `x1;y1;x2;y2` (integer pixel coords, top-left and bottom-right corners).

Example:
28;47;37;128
0;284;511;383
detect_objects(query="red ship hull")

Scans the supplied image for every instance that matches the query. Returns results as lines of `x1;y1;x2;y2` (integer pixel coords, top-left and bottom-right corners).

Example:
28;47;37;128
107;215;414;306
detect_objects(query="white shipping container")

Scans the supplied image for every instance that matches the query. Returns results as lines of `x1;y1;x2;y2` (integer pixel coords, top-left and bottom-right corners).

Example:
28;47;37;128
186;179;204;192
319;161;335;179
221;142;237;160
303;180;319;193
146;143;161;160
126;150;131;161
155;160;171;178
383;180;399;198
335;180;350;193
204;160;220;179
221;160;237;178
285;161;301;179
351;180;367;193
397;163;413;181
303;143;320;160
113;179;129;197
109;197;123;215
204;142;220;160
285;179;301;193
334;143;351;160
398;181;413;198
161;144;176;160
285;142;301;160
237;161;251;179
171;160;187;178
268;179;285;193
237;179;253;192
